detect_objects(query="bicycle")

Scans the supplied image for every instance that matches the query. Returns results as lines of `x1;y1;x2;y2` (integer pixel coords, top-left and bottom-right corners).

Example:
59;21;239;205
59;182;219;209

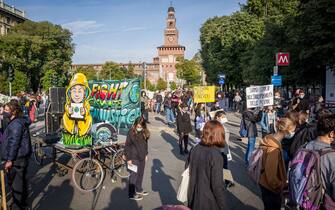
71;144;129;192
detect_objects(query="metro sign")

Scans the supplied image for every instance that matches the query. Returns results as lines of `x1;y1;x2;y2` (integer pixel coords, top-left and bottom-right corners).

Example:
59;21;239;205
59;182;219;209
276;52;290;66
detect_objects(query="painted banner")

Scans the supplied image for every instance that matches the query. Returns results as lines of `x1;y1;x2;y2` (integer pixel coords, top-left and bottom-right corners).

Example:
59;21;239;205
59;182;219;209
246;85;274;108
88;79;141;130
194;86;216;103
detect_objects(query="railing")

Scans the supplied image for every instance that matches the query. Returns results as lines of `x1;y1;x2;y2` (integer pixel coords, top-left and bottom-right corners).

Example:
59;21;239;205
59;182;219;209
0;1;25;18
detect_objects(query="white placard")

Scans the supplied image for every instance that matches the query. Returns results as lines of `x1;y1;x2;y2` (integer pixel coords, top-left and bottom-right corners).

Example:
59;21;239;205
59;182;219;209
246;85;274;108
70;103;84;119
128;164;138;173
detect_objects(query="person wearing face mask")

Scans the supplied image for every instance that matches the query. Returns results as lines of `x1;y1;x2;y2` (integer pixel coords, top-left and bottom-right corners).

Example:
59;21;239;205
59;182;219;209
304;114;335;204
1;100;32;210
163;92;175;126
124;117;150;201
176;104;192;155
260;106;277;138
292;89;310;113
214;111;234;188
288;111;317;159
274;91;284;118
259;117;296;210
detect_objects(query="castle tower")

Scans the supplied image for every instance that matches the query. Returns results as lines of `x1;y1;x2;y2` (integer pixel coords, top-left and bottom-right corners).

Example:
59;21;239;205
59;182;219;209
157;5;185;85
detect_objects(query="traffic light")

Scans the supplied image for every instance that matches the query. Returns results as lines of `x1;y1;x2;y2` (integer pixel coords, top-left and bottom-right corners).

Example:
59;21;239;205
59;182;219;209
8;66;14;82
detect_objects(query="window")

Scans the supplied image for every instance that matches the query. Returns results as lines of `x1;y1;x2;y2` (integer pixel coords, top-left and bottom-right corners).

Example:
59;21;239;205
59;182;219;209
6;17;10;24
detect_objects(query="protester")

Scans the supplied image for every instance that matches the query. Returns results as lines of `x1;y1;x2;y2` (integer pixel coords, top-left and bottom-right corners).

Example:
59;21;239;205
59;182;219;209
288;111;315;158
259;118;296;210
314;95;324;114
194;103;205;143
176;104;192;155
141;91;150;123
260;106;277;138
29;99;37;123
187;120;227;210
163;92;175;126
304;114;335;203
214;111;234;188
1;100;32;210
155;91;163;114
243;108;261;166
291;89;309;113
124;117;150;201
274;91;284;118
233;92;242;112
171;92;180;117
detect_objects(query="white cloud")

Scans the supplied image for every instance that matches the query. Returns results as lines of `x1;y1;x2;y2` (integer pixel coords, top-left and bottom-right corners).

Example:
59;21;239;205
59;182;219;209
62;20;105;36
122;27;148;32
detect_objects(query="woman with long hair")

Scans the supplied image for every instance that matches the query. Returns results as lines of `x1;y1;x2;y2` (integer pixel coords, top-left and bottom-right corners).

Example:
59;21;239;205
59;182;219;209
187;120;227;210
259;118;296;210
124;117;150;201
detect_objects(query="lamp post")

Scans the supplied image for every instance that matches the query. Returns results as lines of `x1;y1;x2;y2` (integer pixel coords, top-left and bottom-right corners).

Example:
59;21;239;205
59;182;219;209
142;62;147;90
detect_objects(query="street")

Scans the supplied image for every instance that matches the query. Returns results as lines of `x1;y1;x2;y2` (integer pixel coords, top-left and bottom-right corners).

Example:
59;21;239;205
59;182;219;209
28;112;263;210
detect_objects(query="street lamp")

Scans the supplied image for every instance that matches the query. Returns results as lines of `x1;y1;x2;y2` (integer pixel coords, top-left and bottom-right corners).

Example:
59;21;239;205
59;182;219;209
142;62;147;90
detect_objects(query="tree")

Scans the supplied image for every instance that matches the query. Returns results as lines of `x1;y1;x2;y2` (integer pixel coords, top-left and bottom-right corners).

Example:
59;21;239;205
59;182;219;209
100;62;125;80
176;58;202;85
74;66;97;80
200;12;264;86
156;78;167;90
0;20;74;92
170;81;177;90
140;79;155;91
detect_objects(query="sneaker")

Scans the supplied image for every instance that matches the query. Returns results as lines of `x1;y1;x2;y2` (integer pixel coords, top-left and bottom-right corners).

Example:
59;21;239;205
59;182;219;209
130;194;143;201
137;191;149;196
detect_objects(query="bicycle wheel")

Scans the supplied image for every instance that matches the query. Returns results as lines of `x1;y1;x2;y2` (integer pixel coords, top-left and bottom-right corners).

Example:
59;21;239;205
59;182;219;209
111;148;130;178
33;142;44;165
72;158;104;192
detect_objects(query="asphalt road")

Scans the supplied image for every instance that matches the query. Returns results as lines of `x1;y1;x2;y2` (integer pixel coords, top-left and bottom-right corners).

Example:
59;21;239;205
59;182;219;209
27;112;264;210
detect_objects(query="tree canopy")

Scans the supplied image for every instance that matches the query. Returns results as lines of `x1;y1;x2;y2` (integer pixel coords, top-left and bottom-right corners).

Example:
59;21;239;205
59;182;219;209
200;0;335;87
0;20;74;94
176;58;202;85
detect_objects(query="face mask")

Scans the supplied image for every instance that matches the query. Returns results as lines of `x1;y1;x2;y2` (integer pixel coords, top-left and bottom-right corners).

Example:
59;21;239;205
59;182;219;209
275;96;280;99
136;128;143;132
299;95;304;99
3;111;11;119
285;132;295;139
220;118;228;124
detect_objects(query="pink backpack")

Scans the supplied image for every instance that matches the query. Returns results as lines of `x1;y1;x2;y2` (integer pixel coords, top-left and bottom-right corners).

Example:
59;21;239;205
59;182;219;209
247;148;264;183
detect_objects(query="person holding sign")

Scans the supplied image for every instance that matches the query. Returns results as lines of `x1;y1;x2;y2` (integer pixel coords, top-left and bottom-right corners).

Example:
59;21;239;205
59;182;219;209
176;104;192;155
124;117;150;201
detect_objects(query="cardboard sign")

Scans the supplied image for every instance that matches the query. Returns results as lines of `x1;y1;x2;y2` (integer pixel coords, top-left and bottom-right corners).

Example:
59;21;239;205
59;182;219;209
246;85;274;108
194;86;216;103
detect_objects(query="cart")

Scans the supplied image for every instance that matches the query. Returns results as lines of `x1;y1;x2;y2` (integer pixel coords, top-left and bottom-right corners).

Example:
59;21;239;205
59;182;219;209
32;134;129;192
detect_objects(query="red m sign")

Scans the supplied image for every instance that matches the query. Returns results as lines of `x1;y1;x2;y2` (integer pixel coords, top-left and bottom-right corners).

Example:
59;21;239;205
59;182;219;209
276;53;289;66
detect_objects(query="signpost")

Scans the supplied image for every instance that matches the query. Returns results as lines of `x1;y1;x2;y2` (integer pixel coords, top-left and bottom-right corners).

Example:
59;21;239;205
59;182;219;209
276;52;290;66
218;74;225;91
246;85;274;108
271;75;282;86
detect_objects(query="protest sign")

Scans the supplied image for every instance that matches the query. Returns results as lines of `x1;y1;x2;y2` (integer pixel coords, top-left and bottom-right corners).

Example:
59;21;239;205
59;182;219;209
246;85;274;108
194;86;216;103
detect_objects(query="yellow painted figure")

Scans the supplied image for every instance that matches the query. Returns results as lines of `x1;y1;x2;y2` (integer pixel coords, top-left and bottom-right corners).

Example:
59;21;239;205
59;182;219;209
63;73;92;136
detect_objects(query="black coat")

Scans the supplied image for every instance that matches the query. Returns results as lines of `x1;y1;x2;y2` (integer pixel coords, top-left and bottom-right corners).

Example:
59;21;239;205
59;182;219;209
187;144;227;210
176;108;192;134
1;117;32;161
243;110;260;138
124;130;148;161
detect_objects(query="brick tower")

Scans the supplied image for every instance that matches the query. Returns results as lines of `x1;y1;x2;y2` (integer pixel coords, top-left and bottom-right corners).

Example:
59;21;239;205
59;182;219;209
157;5;185;85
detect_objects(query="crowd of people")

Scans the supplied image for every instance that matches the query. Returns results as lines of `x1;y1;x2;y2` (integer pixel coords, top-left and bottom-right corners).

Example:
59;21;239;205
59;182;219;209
0;86;334;210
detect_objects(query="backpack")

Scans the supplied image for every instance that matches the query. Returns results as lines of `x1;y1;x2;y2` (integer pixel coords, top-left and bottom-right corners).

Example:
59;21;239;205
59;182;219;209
239;119;248;137
247;148;264;183
288;148;335;210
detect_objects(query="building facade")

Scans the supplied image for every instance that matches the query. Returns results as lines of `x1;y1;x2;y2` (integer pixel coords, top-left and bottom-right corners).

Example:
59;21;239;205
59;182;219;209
71;5;185;86
0;0;26;35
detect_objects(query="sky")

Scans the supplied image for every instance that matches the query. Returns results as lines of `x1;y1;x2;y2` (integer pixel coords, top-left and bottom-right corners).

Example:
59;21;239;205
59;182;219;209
6;0;245;64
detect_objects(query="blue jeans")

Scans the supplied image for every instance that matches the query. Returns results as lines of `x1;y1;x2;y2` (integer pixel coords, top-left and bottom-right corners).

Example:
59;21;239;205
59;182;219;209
165;108;175;124
245;137;256;165
155;103;161;113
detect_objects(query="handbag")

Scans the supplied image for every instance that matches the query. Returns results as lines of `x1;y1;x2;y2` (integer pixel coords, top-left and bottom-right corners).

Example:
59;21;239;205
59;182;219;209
177;167;189;203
